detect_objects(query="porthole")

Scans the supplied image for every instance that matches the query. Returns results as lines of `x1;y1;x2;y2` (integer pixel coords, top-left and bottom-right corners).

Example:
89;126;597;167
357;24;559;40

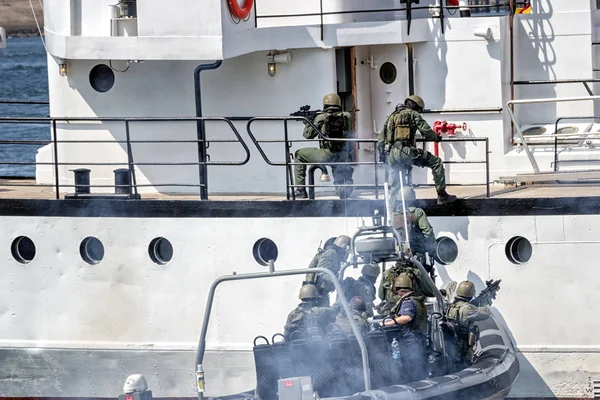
89;64;115;93
80;236;105;265
149;237;173;265
11;236;36;264
253;237;279;266
379;62;397;85
505;236;532;265
434;236;458;265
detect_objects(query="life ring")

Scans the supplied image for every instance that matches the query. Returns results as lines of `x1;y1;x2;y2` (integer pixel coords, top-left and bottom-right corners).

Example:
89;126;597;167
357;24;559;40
228;0;254;19
447;0;459;5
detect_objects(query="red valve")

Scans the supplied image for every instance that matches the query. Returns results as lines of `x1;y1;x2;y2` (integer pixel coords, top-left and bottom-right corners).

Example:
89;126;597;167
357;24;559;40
432;120;468;156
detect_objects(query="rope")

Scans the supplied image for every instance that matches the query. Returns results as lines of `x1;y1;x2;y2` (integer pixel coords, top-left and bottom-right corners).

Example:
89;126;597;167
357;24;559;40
28;0;47;52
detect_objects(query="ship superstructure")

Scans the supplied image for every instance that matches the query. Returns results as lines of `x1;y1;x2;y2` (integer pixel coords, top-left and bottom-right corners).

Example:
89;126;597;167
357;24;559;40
0;0;599;399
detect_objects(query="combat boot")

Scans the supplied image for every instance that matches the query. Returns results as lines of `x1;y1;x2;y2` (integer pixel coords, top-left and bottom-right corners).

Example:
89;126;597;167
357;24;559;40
294;188;308;199
437;189;457;205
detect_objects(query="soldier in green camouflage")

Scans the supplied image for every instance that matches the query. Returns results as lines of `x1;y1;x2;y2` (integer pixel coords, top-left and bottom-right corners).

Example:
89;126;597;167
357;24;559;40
377;95;456;206
335;263;380;317
294;93;354;199
284;284;338;340
445;281;491;369
334;296;369;334
304;235;351;306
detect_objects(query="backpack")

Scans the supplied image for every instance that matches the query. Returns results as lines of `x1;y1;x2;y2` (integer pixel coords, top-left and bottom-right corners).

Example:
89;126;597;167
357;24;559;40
384;106;413;146
322;112;347;152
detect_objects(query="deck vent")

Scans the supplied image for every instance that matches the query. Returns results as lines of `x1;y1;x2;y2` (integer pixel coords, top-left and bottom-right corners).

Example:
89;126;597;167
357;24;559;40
434;236;458;265
505;236;532;265
11;236;36;264
80;237;105;265
148;237;173;265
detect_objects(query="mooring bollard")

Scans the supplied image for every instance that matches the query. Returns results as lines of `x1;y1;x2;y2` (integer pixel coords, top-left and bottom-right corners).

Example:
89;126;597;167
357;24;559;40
71;168;91;194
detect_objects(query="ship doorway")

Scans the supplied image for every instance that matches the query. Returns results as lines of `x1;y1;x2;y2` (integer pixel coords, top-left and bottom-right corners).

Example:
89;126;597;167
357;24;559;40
369;45;409;138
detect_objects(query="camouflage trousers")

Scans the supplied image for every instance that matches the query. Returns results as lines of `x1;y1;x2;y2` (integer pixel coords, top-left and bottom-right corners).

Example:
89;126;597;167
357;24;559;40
294;148;354;199
388;145;445;209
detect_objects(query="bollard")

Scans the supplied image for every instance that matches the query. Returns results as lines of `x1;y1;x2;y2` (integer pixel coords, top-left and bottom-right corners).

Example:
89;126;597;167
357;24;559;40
114;168;132;195
119;374;152;400
71;168;91;194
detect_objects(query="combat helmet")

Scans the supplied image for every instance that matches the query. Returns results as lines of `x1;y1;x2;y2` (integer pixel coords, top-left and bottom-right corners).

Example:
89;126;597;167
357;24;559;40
333;235;351;252
405;95;425;112
394;274;413;290
456;280;476;299
361;263;380;278
299;284;319;300
323;93;342;108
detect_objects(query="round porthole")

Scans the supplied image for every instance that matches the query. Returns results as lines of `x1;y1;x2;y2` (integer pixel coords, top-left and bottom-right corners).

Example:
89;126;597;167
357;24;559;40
505;236;532;265
11;236;36;264
434;236;458;265
379;62;397;85
80;236;105;265
89;64;115;93
149;237;173;265
253;237;279;266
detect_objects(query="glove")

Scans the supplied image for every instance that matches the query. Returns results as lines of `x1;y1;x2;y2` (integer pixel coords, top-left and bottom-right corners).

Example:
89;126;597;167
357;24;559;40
434;135;443;143
379;152;387;163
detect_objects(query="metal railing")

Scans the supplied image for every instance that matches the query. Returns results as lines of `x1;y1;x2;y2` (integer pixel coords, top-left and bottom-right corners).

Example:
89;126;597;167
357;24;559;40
551;116;600;172
247;117;491;199
0;116;250;200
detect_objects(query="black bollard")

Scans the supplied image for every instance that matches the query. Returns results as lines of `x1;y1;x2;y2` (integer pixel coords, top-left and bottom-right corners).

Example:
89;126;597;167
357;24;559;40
114;168;132;195
71;168;91;194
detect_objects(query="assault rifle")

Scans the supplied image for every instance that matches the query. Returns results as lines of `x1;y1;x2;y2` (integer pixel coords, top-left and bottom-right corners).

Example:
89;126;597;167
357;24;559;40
471;279;501;307
290;105;322;122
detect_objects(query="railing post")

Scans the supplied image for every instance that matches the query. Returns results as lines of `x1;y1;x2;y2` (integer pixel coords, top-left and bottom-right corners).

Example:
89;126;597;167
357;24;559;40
124;120;139;199
51;119;60;200
485;138;490;198
373;145;379;200
284;119;294;200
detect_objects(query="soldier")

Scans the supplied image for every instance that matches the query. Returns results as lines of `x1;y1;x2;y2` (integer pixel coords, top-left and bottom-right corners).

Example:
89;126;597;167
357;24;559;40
336;263;380;317
294;93;354;199
334;296;369;334
445;280;492;370
392;187;437;259
304;235;351;306
383;274;428;382
284;284;338;340
377;95;457;206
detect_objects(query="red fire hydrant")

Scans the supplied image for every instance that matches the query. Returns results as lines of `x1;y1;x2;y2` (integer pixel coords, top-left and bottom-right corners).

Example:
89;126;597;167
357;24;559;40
432;120;468;156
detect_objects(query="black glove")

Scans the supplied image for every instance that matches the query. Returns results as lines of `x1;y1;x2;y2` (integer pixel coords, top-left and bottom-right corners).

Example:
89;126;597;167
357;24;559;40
434;135;442;143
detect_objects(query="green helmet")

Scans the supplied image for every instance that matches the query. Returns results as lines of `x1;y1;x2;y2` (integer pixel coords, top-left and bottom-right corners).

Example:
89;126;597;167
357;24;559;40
361;263;380;278
323;93;341;107
405;95;425;112
333;235;351;252
299;284;319;300
401;187;416;201
456;281;476;299
350;296;367;312
394;274;413;290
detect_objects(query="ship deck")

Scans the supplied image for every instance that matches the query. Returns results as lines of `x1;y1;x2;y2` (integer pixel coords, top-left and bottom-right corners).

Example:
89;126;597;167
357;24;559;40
2;178;600;201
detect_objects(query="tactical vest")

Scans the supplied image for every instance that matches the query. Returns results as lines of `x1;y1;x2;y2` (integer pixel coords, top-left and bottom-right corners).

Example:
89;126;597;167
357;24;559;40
321;111;348;152
305;249;332;295
446;301;479;358
380;263;423;303
285;304;325;339
390;291;427;335
335;311;368;334
385;106;416;147
392;211;417;244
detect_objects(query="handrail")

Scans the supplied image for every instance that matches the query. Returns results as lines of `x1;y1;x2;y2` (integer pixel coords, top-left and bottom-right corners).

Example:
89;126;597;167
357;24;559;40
506;96;600;173
0;116;251;200
552;116;600;172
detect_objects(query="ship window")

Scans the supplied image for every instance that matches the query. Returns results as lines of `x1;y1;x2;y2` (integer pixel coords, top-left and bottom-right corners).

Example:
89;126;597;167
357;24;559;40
253;237;279;266
379;62;397;85
434;236;458;265
505;236;532;265
89;64;115;93
149;237;173;265
80;236;105;265
11;236;36;264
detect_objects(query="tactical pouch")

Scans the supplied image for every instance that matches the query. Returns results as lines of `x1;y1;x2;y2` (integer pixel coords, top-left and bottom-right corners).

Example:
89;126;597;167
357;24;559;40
394;124;411;142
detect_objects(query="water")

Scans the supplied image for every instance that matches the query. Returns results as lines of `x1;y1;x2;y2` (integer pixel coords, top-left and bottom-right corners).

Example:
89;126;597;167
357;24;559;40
0;37;49;177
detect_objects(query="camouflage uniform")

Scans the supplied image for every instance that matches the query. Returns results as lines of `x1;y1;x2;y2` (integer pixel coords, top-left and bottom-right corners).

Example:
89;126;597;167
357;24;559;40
334;309;369;334
377;106;445;208
446;299;491;367
295;108;354;199
336;275;377;317
393;207;436;256
377;261;434;318
304;245;344;306
284;302;338;340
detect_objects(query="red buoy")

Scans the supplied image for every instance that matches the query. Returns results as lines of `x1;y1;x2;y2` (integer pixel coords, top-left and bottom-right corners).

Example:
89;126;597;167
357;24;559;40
228;0;254;19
